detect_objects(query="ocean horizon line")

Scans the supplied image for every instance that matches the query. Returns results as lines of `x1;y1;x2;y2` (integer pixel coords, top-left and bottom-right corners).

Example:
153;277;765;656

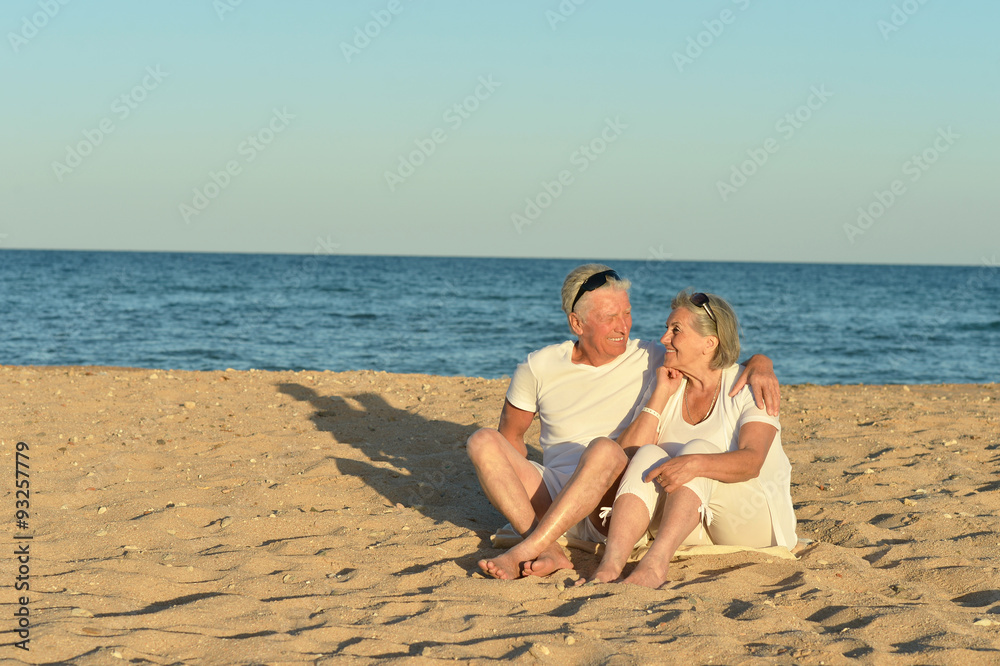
2;363;997;388
0;247;992;270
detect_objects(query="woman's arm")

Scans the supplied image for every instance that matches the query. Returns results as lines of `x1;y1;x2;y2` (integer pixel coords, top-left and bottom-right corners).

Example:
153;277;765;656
643;422;777;493
616;367;683;457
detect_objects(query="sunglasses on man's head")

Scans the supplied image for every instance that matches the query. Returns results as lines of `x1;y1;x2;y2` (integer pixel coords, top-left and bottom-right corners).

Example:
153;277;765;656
571;269;621;312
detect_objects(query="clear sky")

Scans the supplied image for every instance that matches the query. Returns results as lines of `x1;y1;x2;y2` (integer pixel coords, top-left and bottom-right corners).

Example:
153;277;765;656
1;0;997;265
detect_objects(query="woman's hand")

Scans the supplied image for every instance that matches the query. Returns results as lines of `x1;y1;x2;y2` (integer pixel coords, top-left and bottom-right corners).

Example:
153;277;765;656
617;368;684;457
643;454;705;494
650;366;684;406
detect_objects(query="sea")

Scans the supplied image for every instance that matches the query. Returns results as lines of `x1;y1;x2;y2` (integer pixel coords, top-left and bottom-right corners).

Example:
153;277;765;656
0;250;997;385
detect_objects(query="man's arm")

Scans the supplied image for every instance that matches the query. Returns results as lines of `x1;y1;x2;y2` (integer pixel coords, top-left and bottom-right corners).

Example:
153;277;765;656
497;399;536;458
729;354;780;416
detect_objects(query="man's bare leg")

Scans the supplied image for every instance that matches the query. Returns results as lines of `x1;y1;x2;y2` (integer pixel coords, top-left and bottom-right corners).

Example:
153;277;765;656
466;427;565;580
621;487;700;589
479;437;626;580
575;493;650;585
467;427;552;537
522;462;622;578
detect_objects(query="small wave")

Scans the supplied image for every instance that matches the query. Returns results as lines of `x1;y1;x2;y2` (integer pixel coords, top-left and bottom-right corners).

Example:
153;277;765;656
326;313;379;320
156;349;233;361
956;321;1000;332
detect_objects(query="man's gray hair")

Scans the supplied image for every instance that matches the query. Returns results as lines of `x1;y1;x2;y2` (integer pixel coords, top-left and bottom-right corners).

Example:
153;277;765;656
561;264;631;318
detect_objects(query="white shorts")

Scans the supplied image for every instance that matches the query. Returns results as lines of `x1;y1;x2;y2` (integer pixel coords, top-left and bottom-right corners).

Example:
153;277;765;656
528;460;607;544
615;441;777;548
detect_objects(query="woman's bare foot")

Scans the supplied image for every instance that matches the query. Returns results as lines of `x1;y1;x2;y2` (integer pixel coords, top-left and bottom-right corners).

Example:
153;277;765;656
574;559;623;586
521;542;573;577
621;562;668;589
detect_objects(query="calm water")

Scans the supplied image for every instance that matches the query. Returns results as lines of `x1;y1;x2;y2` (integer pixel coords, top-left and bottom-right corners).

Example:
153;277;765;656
0;250;997;384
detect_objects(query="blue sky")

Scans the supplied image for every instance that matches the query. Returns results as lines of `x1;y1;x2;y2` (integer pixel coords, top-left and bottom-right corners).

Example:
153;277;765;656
1;0;997;265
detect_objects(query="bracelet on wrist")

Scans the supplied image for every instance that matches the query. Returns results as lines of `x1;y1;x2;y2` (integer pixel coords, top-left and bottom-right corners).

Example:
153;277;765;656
641;406;662;422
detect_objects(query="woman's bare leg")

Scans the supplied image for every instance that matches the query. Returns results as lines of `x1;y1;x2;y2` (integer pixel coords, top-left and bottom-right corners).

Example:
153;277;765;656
622;487;701;589
575;493;651;585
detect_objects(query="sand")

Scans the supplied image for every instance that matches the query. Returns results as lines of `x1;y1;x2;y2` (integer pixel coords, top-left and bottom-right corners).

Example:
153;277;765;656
1;365;998;664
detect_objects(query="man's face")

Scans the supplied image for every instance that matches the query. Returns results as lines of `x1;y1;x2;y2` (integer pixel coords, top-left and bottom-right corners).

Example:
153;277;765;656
571;288;632;365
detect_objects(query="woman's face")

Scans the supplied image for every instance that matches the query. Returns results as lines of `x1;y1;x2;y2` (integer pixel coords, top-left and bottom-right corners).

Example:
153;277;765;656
660;307;716;372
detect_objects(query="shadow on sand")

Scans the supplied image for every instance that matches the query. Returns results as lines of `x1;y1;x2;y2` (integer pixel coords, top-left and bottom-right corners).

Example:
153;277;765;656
276;382;499;534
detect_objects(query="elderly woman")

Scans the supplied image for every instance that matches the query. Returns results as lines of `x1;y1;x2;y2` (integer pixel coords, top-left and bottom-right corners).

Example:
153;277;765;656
579;290;796;588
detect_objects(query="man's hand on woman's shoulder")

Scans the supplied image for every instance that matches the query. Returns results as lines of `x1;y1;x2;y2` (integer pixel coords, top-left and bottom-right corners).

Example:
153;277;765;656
730;355;780;416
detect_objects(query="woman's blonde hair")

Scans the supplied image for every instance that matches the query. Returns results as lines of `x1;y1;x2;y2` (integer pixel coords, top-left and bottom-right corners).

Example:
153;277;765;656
671;289;740;369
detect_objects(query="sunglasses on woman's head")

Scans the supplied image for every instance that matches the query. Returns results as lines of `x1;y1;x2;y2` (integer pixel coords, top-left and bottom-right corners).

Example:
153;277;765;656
691;292;716;323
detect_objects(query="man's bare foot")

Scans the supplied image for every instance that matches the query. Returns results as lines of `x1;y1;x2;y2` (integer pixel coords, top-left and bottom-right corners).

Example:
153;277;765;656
574;560;623;586
477;551;524;580
621;563;668;589
521;542;573;578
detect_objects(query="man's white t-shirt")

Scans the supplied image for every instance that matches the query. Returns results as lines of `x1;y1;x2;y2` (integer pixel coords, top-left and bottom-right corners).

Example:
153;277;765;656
506;338;663;477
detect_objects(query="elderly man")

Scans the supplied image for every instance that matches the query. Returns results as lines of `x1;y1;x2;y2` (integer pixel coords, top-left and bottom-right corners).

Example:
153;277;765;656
469;265;779;580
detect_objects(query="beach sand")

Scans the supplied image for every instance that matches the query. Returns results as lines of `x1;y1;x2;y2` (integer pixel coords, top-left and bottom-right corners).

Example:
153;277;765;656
1;365;998;664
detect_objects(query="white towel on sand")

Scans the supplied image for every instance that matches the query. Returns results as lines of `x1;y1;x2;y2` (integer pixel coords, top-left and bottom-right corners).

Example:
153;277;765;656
489;523;808;562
